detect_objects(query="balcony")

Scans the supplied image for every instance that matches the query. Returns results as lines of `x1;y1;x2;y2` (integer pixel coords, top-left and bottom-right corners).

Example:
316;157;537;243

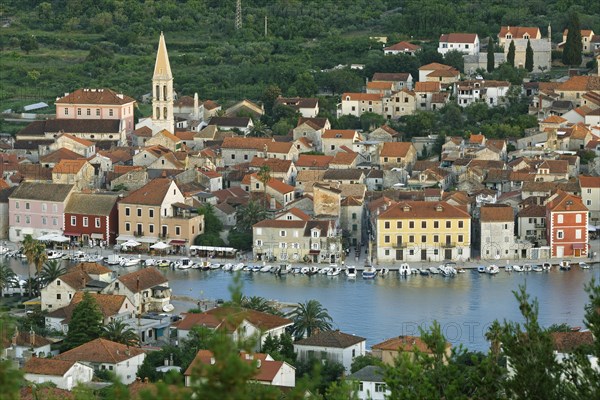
442;242;456;248
534;223;545;229
134;231;144;237
393;242;408;248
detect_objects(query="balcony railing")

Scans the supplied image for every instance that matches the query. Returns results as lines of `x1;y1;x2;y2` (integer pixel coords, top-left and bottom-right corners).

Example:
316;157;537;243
393;242;408;248
442;242;456;248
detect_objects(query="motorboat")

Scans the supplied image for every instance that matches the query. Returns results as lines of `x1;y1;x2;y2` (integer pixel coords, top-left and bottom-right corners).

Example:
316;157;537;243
559;260;571;271
223;263;233;272
486;265;499;275
71;251;89;262
259;265;272;273
418;268;430;276
198;261;212;271
232;263;245;272
300;266;310;274
173;258;194;270
505;265;513;272
307;266;320;275
429;266;440;275
144;258;158;267
456;267;466;273
512;265;523;272
278;264;292;275
378;267;389;276
319;267;331;275
579;262;590;270
532;264;543;272
46;250;64;260
0;246;10;255
120;257;142;267
210;263;222;270
345;266;357;278
106;254;124;266
362;266;378;279
157;259;171;268
251;265;261;272
87;254;104;263
292;267;302;274
523;264;532;272
477;266;486;273
440;262;457;276
271;265;281;274
398;263;411;277
327;267;342;276
542;262;552;271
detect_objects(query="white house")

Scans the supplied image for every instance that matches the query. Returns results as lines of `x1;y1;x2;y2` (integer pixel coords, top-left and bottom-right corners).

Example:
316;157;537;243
2;331;52;360
438;33;480;55
24;358;94;391
455;80;510;107
348;365;390;400
101;267;170;315
580;175;600;226
383;41;421;56
55;338;146;385
184;350;295;388
174;307;293;351
480;204;520;260
293;330;366;373
338;93;383;118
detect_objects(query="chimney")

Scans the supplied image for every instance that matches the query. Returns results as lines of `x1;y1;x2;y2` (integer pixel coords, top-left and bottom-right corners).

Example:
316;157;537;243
164;358;169;366
169;353;174;366
257;359;262;368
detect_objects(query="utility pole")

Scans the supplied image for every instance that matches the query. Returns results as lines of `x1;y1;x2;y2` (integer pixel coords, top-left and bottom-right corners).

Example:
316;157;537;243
235;0;242;30
264;15;268;37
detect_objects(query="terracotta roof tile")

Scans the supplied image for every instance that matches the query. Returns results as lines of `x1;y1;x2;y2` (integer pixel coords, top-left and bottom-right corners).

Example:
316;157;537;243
154;129;181;142
295;330;365;348
296;154;334;168
379;201;470;219
557;76;600;92
24;358;77;376
249;157;292;172
439;33;478;43
372;335;450;354
499;26;540;39
132;126;153;138
52;159;88;174
419;62;454;71
341;93;383;101
10;182;73;202
480;204;514;222
372;72;411;82
414;82;442;92
322;130;358;140
56;88;135;105
117;267;167;293
59;133;95;147
546;190;587;212
39;148;83;164
380;142;414;157
121;178;173;205
384;41;422;51
297;117;329;129
56;338;145;363
222;137;273;150
579;175;600;188
367;81;394;90
550;331;594;353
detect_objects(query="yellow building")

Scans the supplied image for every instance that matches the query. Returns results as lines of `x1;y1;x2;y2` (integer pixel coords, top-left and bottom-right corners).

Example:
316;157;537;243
376;201;471;262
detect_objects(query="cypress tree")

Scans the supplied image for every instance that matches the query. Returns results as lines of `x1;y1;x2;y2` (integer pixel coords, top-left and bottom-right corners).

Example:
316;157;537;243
525;39;534;72
487;37;495;72
62;292;103;351
562;12;583;66
507;40;516;67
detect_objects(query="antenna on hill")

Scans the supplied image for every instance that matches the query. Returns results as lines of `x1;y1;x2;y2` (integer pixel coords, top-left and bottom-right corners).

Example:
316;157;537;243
235;0;242;30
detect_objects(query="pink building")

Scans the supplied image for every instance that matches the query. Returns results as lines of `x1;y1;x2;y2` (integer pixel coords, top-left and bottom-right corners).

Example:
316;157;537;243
55;88;136;133
8;183;74;242
545;190;588;258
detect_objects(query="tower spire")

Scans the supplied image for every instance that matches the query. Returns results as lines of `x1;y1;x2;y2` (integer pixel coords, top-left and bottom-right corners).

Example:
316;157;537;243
151;32;175;133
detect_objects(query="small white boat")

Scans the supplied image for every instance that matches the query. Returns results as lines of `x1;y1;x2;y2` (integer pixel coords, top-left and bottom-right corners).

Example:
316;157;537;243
71;251;89;262
440;263;457;276
505;265;513;272
173;258;194;270
46;250;64;260
398;263;411;277
477;266;486;273
292;267;302;274
429;266;440;275
0;246;10;255
251;265;261;272
232;263;245;272
307;266;320;275
523;263;532;272
278;264;292;275
512;265;523;272
542;262;552;271
319;267;331;275
559;260;571;271
327;267;342;276
532;264;543;272
87;254;104;262
486;265;500;275
378;267;389;276
260;265;272;273
300;266;310;274
579;262;590;270
345;266;357;278
144;258;158;267
157;259;171;268
223;263;233;272
162;304;175;313
362;266;377;279
106;254;124;266
418;268;430;276
210;263;222;270
120;257;142;267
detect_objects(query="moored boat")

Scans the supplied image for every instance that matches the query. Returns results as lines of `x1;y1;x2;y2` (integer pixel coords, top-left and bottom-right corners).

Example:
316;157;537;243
327;267;342;276
121;257;142;267
259;265;272;273
362;266;377;279
542;262;551;271
559;260;571;271
418;268;430;276
345;266;357;278
46;250;64;260
532;264;543;272
378;267;389;277
398;263;411;276
486;265;499;275
429;266;440;275
477;266;486;273
512;265;523;272
578;262;590;270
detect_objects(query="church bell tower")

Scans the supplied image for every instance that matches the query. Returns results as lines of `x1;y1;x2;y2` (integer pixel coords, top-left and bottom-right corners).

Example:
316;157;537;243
152;32;175;133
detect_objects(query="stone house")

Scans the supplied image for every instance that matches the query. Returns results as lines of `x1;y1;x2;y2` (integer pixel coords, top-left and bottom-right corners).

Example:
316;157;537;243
52;159;96;190
294;330;366;374
23;358;94;390
102;267;170;314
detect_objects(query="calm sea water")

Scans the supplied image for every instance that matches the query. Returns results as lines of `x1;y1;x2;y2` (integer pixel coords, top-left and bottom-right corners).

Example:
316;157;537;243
7;258;599;352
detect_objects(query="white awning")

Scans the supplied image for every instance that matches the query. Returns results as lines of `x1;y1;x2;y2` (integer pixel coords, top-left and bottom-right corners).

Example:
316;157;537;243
116;235;157;244
91;233;104;239
189;245;237;253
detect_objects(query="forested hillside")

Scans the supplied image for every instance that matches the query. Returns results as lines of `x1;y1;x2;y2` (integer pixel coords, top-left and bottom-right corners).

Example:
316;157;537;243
0;0;599;112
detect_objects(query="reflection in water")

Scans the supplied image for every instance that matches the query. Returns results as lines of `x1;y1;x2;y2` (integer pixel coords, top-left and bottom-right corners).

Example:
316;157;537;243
6;257;599;351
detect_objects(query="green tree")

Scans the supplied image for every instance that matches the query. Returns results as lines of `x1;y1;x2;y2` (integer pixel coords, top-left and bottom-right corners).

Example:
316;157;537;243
507;40;516;67
20;35;38;54
0;263;17;297
350;354;381;373
500;285;564;400
22;235;47;298
196;204;223;237
288;299;333;339
248;120;271;137
293;72;318;97
562;13;583;66
0;359;22;400
325;379;360;400
62;292;103;351
443;50;465;72
257;165;271;205
102;320;140;347
525;39;534;72
235;200;268;233
240;295;282;316
261;85;282;114
38;259;66;287
487;37;495;73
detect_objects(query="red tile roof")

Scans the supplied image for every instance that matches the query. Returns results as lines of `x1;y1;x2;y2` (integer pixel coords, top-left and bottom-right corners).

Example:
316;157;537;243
550;331;594;353
439;33;478;43
222;137;273;150
117;267;167;293
24;357;77;376
379;201;470;219
373;335;450;354
52;159;88;174
419;62;454;71
414;82;442;92
296;154;334;168
480;204;514;222
499;26;540;39
546;190;587;212
121;178;173;205
322;130;358;140
341;93;383;101
380;142;414;157
384;41;422;51
295;330;365;348
56;338;145;363
55;88;135;105
579;175;600;188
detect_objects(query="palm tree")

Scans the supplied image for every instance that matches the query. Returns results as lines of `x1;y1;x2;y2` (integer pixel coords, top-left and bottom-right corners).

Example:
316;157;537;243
235;200;268;232
102;320;140;347
288;299;333;339
241;295;283;316
0;263;17;297
22;234;47;298
257;165;271;208
248;120;271;137
39;259;67;287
